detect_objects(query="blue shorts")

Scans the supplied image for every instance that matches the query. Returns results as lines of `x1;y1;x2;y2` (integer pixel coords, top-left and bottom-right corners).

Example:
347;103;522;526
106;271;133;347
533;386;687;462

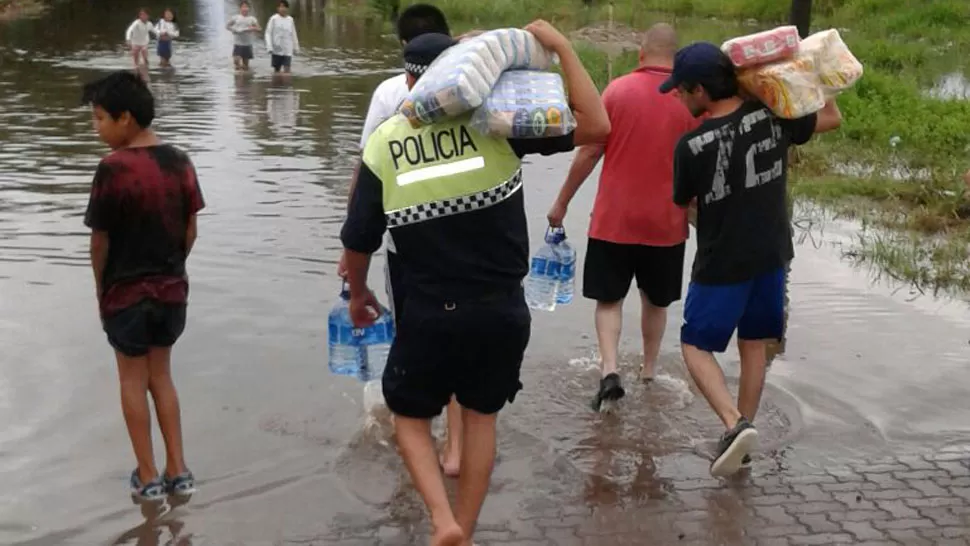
680;267;785;353
157;39;172;60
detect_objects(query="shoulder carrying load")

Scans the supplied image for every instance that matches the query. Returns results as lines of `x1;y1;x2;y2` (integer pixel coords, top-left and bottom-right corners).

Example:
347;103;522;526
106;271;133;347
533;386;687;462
721;25;800;69
399;28;558;127
470;70;576;139
737;28;863;119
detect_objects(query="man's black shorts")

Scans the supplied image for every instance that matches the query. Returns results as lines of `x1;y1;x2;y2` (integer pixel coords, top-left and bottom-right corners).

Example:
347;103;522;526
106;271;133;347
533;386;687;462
271;54;291;71
385;250;406;328
583;238;686;307
233;45;254;60
102;299;186;357
382;288;530;419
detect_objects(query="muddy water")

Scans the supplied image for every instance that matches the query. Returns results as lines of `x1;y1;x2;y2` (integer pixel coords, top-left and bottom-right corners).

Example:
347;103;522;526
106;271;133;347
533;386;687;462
2;1;970;544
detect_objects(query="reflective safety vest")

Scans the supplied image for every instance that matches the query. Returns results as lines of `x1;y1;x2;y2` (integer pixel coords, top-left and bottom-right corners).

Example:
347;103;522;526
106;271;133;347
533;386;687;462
362;113;523;228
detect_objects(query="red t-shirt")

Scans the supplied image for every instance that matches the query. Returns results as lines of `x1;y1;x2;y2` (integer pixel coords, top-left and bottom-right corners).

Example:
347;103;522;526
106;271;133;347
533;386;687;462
589;66;701;246
84;145;205;316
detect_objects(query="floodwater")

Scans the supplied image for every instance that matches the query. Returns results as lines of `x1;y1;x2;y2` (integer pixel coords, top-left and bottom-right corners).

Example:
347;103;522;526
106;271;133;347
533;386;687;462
1;1;970;545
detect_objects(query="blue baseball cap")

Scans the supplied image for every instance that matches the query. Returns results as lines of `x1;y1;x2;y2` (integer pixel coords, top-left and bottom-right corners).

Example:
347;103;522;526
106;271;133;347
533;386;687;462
658;42;729;94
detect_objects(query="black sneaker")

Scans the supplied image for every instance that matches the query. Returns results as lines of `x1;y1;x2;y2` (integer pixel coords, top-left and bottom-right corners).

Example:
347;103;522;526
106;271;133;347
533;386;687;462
710;417;759;477
591;372;625;411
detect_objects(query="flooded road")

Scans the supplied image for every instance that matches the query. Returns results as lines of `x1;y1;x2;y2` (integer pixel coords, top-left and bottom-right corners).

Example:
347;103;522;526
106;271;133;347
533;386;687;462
2;1;970;544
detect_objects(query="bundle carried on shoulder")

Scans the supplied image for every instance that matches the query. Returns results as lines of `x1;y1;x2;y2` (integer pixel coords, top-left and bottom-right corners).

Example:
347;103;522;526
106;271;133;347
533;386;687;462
399;28;559;127
470;70;577;138
722;25;800;69
733;28;863;119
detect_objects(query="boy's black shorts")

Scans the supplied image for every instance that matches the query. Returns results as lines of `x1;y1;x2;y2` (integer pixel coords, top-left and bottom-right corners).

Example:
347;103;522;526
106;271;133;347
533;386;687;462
583;238;686;308
271;54;292;71
382;287;531;419
103;299;186;357
233;45;254;60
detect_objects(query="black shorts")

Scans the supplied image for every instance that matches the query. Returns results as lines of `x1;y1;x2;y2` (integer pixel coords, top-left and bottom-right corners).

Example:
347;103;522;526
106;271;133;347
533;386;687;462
102;299;186;357
233;45;254;60
271;54;291;71
382;288;531;419
385;250;406;327
583;238;686;307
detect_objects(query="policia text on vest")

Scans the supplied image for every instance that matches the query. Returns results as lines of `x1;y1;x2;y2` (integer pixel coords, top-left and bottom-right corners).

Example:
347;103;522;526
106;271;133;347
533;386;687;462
364;114;523;228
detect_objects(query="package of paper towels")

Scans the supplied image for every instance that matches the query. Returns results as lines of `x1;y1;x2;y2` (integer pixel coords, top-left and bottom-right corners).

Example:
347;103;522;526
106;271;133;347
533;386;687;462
399;28;558;127
470;70;576;138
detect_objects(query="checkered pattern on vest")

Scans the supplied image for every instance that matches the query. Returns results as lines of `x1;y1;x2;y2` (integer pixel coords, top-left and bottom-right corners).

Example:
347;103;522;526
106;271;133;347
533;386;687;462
386;168;523;228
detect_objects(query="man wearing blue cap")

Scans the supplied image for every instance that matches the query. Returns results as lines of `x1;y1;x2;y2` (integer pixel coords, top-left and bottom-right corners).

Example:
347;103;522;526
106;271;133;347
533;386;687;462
341;22;610;545
660;42;842;477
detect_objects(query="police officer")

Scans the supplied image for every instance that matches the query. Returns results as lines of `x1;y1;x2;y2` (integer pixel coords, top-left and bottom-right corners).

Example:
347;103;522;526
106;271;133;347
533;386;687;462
340;22;610;546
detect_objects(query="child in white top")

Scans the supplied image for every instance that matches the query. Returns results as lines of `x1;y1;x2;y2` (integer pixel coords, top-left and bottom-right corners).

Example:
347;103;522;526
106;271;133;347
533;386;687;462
155;8;180;68
264;0;299;74
125;9;156;68
227;1;261;71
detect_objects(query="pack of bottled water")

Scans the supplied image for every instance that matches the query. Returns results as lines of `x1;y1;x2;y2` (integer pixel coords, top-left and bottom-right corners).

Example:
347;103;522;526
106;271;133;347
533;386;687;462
525;226;575;311
328;284;395;382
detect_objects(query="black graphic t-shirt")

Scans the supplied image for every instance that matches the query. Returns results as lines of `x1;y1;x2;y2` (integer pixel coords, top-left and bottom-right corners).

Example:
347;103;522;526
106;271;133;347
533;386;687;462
84;145;205;314
673;101;816;285
342;133;575;301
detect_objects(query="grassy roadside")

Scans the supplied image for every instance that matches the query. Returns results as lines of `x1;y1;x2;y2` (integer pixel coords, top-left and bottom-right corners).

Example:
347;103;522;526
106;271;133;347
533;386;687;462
336;0;970;293
0;0;49;20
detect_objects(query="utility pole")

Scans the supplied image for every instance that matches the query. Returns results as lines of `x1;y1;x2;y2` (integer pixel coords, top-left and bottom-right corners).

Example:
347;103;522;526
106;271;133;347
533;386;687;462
790;0;813;38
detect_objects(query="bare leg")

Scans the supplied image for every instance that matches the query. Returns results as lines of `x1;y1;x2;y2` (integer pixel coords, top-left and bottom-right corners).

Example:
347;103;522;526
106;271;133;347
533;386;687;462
595;300;623;376
440;397;462;477
147;346;188;477
681;343;742;430
454;409;497;546
242;58;250;70
116;351;158;484
736;339;768;422
131;48;140;68
639;292;667;381
141;48;149;68
394;416;463;546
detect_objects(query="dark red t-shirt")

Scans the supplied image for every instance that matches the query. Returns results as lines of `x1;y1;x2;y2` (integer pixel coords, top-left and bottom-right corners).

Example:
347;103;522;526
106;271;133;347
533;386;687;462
589;66;702;247
84;145;205;316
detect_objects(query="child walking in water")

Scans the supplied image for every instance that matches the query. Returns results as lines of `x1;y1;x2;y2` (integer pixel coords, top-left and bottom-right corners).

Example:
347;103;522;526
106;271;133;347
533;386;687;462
81;71;203;503
156;8;180;68
227;1;261;71
126;9;156;69
264;0;299;75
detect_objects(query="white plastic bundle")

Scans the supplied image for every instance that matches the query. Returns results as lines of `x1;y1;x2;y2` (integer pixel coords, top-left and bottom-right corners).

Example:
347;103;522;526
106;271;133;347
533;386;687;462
470;70;576;138
399;28;558;127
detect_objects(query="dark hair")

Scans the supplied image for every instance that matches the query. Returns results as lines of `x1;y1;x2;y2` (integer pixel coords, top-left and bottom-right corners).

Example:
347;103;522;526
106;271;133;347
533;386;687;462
396;4;449;43
81;71;155;128
682;52;738;101
163;7;177;23
240;0;250;6
278;0;289;7
138;7;149;16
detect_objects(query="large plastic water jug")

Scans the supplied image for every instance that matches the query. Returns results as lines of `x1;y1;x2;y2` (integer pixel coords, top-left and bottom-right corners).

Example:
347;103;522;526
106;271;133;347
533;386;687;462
328;284;395;380
525;227;564;311
555;229;575;305
328;284;361;377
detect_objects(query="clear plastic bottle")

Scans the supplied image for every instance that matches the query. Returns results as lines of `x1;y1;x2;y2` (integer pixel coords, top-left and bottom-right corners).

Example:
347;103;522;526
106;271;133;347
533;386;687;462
358;303;395;382
555;228;575;305
525;227;563;311
328;285;362;377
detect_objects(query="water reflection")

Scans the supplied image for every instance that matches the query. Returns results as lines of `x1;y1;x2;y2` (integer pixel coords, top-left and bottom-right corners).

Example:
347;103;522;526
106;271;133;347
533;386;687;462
926;71;970;100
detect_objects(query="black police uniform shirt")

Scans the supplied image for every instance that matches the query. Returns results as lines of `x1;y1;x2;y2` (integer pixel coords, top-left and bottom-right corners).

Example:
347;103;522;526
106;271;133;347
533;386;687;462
341;131;575;301
673;100;817;285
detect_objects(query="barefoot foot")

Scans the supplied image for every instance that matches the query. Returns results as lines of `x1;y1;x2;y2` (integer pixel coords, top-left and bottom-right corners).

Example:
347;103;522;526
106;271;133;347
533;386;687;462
431;521;464;546
439;450;461;478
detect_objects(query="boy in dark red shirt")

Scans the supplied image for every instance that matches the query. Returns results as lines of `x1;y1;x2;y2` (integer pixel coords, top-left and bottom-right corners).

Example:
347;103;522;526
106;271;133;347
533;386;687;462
82;71;204;503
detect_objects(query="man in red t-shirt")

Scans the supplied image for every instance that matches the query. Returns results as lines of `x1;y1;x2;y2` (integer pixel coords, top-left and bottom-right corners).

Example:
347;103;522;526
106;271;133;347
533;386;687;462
548;23;700;409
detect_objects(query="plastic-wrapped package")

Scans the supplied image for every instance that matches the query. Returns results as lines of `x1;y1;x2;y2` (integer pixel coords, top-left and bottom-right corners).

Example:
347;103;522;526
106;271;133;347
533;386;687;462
799;29;863;97
737;54;826;119
722;25;800;68
738;28;863;119
399;28;557;127
469;70;576;138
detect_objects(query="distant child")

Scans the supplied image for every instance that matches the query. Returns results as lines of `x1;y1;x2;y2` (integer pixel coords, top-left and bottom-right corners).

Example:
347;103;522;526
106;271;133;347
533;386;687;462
81;71;204;503
264;0;299;74
126;8;156;69
227;1;261;71
156;8;180;68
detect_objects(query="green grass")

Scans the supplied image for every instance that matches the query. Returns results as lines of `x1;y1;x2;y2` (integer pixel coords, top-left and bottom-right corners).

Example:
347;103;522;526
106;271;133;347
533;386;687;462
337;0;970;293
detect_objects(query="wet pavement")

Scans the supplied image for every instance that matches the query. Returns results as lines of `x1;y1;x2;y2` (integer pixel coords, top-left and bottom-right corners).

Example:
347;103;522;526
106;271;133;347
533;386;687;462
1;1;970;545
